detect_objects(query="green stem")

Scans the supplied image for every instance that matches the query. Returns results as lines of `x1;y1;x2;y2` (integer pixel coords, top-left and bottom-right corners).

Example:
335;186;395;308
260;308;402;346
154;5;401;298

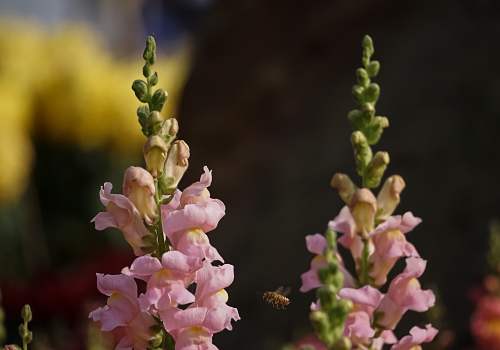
154;179;167;258
361;238;370;285
23;321;27;350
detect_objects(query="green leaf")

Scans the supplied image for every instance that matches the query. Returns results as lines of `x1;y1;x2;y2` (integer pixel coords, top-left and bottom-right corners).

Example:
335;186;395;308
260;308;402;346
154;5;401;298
140;246;156;254
142;235;157;245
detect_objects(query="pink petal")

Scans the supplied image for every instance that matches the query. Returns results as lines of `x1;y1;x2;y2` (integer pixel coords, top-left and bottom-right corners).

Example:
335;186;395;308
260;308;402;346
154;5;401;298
180;166;213;205
162;189;182;220
348;311;375;339
373;216;402;236
97;274;137;299
328;206;356;247
399;212;422;234
162;307;207;332
202;306;236;333
175;326;215;350
391;324;438;350
100;294;139;331
122;256;163;282
305;234;328;255
338;286;383;309
194;263;234;302
115;335;134;350
300;269;323;293
162;251;203;275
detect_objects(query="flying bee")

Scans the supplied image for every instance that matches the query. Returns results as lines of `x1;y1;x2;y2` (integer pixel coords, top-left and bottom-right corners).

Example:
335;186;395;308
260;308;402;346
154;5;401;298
263;286;291;309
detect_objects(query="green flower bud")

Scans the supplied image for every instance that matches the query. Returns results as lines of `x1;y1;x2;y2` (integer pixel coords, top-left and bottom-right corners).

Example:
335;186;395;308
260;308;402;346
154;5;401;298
366;151;390;188
149;324;163;335
366;60;380;77
364;83;380;103
362;35;374;65
347;110;363;131
132;80;149;103
148;52;157;66
18;324;28;339
351;85;365;104
149;72;158;86
140;246;156;254
147;111;164;135
148;334;163;348
151;89;168;112
356;68;370;88
332;337;351;350
317;285;336;310
309;310;329;330
361;102;374;122
21;305;32;323
137;105;150;132
142;234;157;246
146;36;156;53
324;229;337;251
143;64;151;78
350;131;373;176
363;116;389;145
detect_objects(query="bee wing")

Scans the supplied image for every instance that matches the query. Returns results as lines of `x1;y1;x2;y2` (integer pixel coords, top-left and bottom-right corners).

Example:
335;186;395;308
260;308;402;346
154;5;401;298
274;286;284;294
280;286;291;297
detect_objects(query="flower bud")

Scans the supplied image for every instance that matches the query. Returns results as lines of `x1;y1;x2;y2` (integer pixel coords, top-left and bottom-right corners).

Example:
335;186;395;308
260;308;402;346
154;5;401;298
18;324;28;339
137;105;150;131
330;173;357;204
123;166;157;225
356;68;370;88
144;136;169;178
149;72;158;86
164;140;190;188
159;118;178;145
21;305;32;323
317;285;337;310
376;175;405;222
366;60;380;77
366;151;390;188
151;88;168;112
143;64;151;78
349;189;376;239
147;111;164;135
324;229;337;251
361;102;374;122
362;35;374;59
350;131;372;176
146;36;156;53
352;85;365;104
348;110;363;130
332;337;352;350
364;83;380;103
365;116;389;145
132;79;148;103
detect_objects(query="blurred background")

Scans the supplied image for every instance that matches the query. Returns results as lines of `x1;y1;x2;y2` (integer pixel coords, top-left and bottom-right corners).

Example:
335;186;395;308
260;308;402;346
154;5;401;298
1;0;500;349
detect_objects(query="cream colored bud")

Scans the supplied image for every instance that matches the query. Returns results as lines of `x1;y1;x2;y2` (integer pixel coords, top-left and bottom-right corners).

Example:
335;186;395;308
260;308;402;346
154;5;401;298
164;140;190;187
331;173;358;204
371;151;390;168
143;136;169;178
349;188;377;239
376;175;405;222
123;166;157;225
162;118;179;136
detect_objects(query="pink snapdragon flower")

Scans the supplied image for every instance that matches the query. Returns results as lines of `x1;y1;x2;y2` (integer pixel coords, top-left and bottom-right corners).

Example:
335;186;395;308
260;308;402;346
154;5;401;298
123;166;158;225
161;262;240;350
375;257;435;330
328;206;374;270
122;251;203;312
89;274;157;350
92;182;152;256
338;286;397;349
391;324;438;350
163;167;225;262
369;212;421;286
300;233;355;292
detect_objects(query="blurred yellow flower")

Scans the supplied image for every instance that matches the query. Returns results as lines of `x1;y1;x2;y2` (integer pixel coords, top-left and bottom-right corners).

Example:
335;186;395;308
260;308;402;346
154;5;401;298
0;18;190;206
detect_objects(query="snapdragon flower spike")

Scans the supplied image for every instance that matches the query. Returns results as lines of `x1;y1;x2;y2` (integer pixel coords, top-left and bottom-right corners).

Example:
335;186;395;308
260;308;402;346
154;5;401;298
300;233;355;292
374;257;435;330
121;251;203;312
92;182;152;256
338;286;397;349
390;324;438;350
163;167;225;262
328;206;374;271
369;212;421;286
122;166;158;225
89;274;156;350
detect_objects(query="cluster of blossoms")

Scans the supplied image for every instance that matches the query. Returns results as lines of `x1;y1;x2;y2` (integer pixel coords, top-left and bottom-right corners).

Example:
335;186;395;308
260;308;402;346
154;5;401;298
299;36;438;350
88;36;239;350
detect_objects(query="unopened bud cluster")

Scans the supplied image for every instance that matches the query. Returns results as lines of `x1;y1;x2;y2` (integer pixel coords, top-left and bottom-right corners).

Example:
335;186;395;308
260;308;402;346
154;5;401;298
5;305;33;350
310;230;352;350
348;36;389;188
